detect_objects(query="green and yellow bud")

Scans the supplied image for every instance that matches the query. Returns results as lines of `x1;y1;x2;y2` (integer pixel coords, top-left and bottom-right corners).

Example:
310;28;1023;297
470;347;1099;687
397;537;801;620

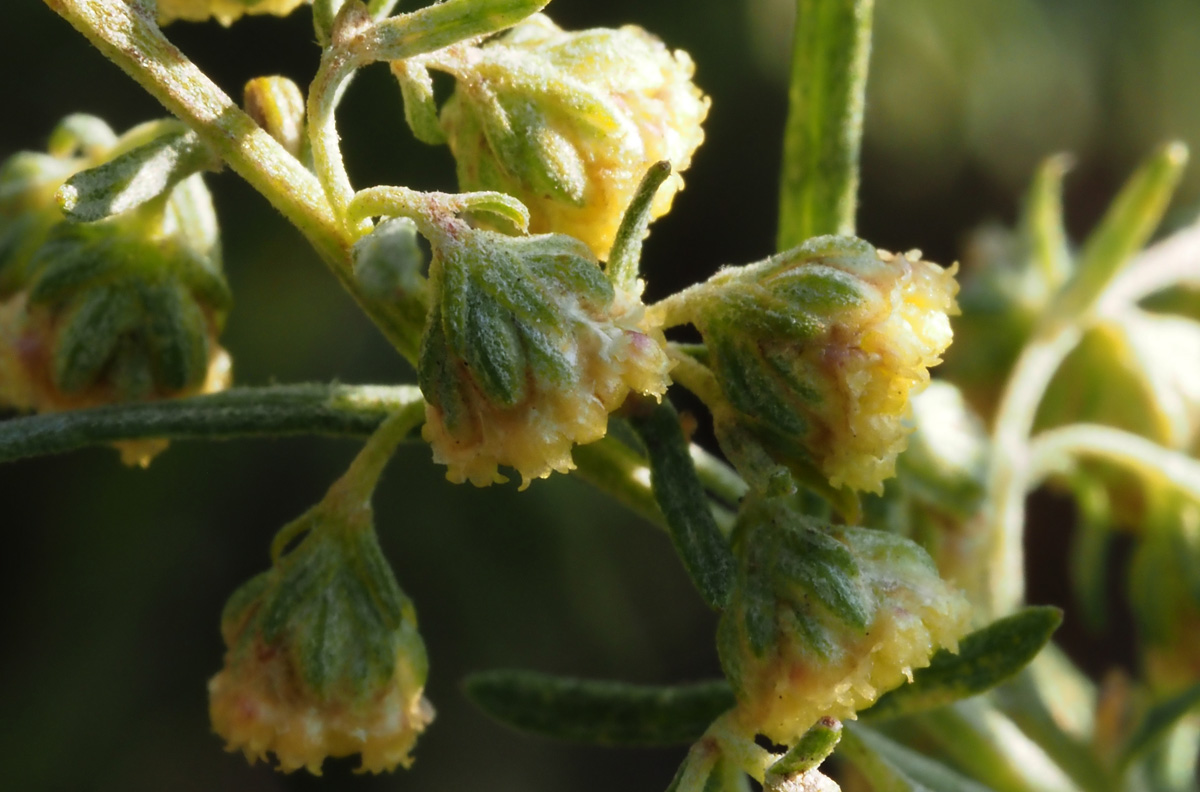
406;201;670;487
675;236;958;495
209;476;433;774
0;117;232;463
244;76;307;160
717;494;971;745
407;14;709;259
156;0;310;27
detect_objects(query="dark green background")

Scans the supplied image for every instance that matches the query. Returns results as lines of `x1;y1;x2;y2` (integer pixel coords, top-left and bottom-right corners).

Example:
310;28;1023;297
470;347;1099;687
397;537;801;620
2;0;1197;789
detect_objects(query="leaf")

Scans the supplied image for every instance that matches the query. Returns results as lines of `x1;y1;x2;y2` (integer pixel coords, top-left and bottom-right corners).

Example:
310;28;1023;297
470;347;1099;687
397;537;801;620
1119;682;1200;769
861;607;1062;721
1055;142;1188;318
629;399;736;610
462;670;734;746
767;718;843;779
776;0;875;249
838;724;997;792
606;160;672;291
56;122;218;222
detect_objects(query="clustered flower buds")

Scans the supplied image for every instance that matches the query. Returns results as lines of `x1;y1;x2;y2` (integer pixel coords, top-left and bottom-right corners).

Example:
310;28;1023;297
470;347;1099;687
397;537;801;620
156;0;310;27
0;116;231;459
398;13;709;259
717;494;971;745
672;235;959;495
209;476;433;774
386;194;671;487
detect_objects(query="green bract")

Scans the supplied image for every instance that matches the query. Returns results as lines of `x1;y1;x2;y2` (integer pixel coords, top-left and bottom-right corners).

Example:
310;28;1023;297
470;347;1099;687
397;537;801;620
354;190;671;488
717;493;970;746
209;476;433;774
397;13;709;259
666;235;958;497
0;116;230;440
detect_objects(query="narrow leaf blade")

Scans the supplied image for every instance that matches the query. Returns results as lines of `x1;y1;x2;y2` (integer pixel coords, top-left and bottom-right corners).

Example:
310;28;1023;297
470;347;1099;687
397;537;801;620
463;670;734;746
1120;681;1200;769
630;399;736;609
862;607;1062;721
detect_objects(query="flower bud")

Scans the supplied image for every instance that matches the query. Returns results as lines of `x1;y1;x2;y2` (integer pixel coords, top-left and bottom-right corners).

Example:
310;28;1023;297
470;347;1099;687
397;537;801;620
244;76;307;160
0;115;117;297
209;479;433;774
717;494;971;745
410;204;671;487
685;235;959;495
0;117;232;462
410;14;709;259
156;0;309;27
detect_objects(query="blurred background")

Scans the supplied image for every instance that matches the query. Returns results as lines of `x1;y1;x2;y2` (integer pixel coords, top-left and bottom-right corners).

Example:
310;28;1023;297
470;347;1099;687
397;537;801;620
2;0;1198;789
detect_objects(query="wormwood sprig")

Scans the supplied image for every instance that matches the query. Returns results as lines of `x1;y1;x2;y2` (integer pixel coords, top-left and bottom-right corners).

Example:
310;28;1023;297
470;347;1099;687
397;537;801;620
17;0;1200;789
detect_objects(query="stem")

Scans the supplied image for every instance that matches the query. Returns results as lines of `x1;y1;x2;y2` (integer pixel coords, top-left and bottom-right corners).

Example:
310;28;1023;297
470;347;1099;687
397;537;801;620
339;399;426;501
0;384;424;464
42;0;419;362
984;322;1083;618
776;0;875;250
307;0;551;232
1029;424;1200;502
708;712;781;783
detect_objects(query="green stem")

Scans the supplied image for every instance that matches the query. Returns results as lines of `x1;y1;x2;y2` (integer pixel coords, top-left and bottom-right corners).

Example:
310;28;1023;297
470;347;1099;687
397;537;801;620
0;384;424;464
1028;424;1200;502
776;0;875;250
41;0;422;362
306;0;550;232
984;322;1083;618
338;398;427;500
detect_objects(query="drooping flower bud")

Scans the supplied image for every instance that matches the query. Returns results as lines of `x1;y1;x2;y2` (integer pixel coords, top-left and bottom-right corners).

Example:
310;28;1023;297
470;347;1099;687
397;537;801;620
378;191;671;488
156;0;310;27
717;494;971;745
399;13;709;259
209;469;433;774
669;235;958;496
0;116;232;463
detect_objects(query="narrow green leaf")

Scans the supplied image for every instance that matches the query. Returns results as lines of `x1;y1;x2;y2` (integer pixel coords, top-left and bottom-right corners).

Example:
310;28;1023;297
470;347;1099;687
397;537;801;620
56;123;218;222
629;399;736;610
1120;682;1200;769
839;724;998;792
1021;154;1073;295
767;717;842;779
776;0;875;250
607;161;672;292
1054;141;1188;318
862;607;1062;721
462;670;734;746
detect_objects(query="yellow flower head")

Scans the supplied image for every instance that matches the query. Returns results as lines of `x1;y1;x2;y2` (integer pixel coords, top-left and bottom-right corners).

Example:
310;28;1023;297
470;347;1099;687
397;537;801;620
686;236;959;495
718;494;971;745
209;486;433;774
156;0;309;27
411;206;670;488
411;14;709;259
